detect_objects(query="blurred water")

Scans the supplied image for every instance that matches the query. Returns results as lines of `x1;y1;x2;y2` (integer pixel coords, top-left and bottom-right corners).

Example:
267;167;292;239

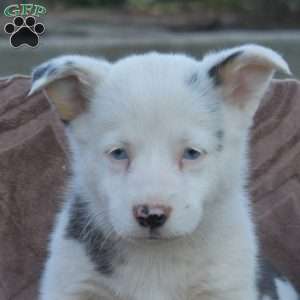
0;28;299;79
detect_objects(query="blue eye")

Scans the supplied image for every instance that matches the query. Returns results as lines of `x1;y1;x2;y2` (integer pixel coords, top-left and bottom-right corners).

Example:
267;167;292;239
110;148;129;160
182;148;201;160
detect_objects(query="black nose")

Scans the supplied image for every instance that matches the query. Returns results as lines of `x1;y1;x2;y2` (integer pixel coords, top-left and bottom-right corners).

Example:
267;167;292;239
140;213;167;229
133;205;171;229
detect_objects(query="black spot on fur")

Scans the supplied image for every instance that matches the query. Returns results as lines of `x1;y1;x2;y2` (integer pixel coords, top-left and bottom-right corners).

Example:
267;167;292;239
208;51;243;85
215;130;224;151
257;258;286;300
215;130;224;140
32;63;51;82
216;144;223;152
65;196;122;275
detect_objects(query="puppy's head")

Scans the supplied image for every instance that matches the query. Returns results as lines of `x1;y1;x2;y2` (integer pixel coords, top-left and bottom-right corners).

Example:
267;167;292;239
30;45;290;241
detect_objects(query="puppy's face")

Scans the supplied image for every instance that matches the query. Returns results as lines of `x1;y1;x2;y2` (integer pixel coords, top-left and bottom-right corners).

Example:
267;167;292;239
86;55;223;239
30;46;289;241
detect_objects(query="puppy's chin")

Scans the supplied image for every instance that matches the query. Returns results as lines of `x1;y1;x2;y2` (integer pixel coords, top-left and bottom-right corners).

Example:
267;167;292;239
127;236;180;246
121;229;189;244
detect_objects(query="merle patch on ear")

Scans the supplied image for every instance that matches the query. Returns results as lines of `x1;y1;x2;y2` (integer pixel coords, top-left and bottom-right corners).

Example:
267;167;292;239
32;63;51;82
65;60;74;66
47;66;58;77
203;44;291;118
208;51;243;85
29;55;110;121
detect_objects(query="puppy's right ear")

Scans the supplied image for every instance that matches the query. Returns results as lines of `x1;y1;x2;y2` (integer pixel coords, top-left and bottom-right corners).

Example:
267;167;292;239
29;55;110;121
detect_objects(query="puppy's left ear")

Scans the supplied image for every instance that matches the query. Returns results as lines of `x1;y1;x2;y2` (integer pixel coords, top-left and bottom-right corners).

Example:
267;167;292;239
29;55;110;121
204;44;291;117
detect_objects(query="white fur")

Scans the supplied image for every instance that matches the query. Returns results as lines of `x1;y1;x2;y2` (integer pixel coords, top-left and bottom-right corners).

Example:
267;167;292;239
31;45;294;300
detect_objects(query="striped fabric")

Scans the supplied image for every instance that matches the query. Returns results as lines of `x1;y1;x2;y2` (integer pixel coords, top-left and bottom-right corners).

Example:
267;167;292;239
251;79;300;291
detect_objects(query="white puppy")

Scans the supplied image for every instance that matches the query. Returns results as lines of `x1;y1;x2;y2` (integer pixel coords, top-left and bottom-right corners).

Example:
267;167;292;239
30;44;299;300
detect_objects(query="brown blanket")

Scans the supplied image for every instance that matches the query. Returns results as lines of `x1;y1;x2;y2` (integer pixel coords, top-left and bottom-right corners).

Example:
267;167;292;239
0;77;299;300
251;79;300;290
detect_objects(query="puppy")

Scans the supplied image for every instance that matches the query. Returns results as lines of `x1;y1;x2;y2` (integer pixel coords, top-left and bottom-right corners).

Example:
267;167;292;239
30;44;299;300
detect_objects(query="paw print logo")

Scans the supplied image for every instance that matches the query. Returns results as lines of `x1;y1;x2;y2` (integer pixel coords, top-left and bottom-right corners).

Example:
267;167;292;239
4;16;45;48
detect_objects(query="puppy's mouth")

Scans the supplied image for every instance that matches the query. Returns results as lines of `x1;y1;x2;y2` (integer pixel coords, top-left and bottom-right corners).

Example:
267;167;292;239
128;229;179;243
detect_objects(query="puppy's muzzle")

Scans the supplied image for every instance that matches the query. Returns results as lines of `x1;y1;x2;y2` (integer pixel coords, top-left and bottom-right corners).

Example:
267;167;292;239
133;204;172;229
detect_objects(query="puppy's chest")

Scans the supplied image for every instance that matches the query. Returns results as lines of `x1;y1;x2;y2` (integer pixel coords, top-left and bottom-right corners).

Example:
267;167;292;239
104;246;203;300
